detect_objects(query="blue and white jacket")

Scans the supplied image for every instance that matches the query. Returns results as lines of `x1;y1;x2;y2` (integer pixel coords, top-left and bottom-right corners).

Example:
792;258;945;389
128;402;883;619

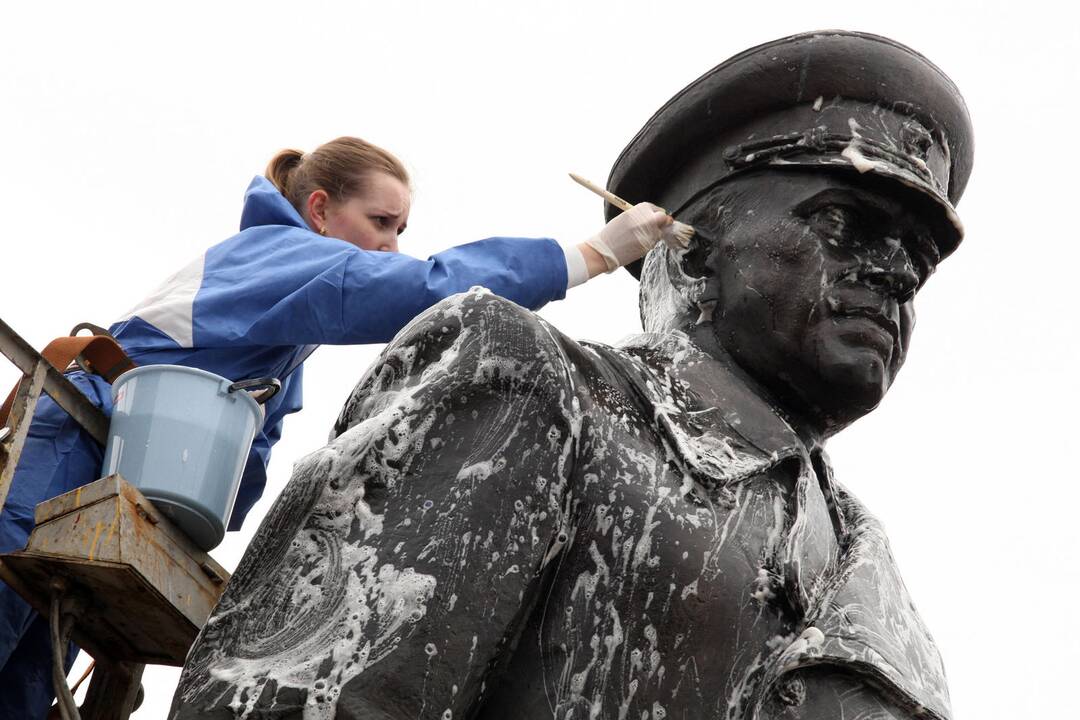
105;176;570;529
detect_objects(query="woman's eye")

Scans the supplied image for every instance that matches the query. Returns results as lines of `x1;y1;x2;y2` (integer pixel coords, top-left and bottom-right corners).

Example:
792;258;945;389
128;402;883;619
372;216;389;228
808;205;859;246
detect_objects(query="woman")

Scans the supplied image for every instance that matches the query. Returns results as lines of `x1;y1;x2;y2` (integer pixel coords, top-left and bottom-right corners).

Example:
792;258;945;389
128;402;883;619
0;135;671;716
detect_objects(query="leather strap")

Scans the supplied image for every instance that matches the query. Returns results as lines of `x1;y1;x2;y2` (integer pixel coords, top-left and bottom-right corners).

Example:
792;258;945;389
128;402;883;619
0;334;136;427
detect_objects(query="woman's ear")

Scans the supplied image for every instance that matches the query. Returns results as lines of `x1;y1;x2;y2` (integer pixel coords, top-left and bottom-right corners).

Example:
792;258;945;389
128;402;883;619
306;189;330;233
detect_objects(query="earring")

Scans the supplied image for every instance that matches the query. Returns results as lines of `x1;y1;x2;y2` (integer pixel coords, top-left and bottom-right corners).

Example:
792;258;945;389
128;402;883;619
320;226;327;235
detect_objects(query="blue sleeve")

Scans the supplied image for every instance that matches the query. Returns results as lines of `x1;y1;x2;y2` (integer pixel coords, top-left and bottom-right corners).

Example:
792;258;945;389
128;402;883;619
337;237;568;344
228;363;304;530
194;229;568;348
230;437;270;532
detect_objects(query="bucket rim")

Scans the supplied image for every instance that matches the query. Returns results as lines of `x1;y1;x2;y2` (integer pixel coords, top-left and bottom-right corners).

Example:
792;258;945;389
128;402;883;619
112;364;264;414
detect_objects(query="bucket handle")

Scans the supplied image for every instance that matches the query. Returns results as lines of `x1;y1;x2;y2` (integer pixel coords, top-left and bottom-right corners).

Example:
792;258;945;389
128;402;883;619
227;377;281;405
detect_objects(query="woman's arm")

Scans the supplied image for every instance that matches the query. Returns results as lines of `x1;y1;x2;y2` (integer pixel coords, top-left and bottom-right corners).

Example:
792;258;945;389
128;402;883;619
192;229;569;347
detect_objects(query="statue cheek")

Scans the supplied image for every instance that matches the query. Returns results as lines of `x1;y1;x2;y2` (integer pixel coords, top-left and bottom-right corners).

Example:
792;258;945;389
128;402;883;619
774;220;816;260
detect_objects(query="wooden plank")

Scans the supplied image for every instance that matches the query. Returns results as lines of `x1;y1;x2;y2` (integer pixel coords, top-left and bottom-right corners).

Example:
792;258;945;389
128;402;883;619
35;477;228;574
118;514;223;625
1;477;232;665
25;493;124;564
31;476;229;591
34;474;125;525
0;555;119;663
115;479;228;582
3;553;202;664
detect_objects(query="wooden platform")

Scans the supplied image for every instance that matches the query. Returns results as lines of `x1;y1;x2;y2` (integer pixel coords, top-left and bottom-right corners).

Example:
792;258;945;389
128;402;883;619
0;475;230;666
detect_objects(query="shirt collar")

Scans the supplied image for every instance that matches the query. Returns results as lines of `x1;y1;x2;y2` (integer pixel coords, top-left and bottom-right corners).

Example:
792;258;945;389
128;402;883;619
599;331;810;491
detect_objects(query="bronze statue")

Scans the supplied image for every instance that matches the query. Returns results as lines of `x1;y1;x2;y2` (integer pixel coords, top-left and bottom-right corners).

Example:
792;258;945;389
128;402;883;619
171;30;972;719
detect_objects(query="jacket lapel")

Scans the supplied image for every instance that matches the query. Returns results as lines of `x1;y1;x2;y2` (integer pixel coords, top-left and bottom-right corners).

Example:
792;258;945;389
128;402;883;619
591;332;806;496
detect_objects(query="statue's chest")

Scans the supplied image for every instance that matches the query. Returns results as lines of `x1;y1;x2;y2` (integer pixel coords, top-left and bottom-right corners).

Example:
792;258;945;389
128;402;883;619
535;437;836;717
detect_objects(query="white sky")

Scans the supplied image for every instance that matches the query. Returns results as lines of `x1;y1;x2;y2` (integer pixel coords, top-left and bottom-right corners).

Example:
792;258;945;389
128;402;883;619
2;2;1077;718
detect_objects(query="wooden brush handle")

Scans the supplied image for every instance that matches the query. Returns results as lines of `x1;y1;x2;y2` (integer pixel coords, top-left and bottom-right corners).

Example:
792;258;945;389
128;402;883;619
569;173;634;212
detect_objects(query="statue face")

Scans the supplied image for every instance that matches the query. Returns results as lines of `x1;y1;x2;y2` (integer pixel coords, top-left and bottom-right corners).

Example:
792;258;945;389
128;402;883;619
700;171;942;430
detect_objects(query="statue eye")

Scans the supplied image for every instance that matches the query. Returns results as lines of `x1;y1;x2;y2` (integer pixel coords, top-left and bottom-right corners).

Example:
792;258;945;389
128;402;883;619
807;204;860;247
904;229;940;286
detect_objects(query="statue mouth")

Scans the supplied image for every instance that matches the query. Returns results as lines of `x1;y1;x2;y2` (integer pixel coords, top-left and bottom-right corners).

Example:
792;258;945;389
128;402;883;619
833;306;899;346
825;287;900;348
824;294;902;364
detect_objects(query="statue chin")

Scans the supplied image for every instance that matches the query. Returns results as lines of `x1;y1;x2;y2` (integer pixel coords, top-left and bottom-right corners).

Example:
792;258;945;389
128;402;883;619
800;341;899;433
696;320;902;438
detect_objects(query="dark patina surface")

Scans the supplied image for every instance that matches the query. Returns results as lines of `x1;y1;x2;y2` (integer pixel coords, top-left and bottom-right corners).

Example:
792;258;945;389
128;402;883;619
172;29;972;720
171;292;948;720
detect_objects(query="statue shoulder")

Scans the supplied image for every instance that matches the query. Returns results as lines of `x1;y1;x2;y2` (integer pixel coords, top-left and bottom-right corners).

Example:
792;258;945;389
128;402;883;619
757;483;953;720
334;290;576;436
175;292;585;717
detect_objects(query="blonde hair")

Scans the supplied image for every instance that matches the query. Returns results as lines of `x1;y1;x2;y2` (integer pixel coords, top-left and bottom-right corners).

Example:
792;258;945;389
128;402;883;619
265;136;410;218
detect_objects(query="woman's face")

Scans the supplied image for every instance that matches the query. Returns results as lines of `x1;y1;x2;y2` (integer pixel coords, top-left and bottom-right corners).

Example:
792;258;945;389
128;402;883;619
321;172;411;252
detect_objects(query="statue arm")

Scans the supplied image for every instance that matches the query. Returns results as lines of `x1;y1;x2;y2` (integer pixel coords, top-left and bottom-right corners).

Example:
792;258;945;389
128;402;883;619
332;293;582;718
173;291;581;719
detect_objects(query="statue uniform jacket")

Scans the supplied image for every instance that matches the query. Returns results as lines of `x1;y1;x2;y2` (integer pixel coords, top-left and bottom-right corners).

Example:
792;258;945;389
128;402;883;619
173;291;952;720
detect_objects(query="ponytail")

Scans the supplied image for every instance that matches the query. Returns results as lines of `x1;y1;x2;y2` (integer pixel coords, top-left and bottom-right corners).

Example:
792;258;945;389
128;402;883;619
265;148;305;196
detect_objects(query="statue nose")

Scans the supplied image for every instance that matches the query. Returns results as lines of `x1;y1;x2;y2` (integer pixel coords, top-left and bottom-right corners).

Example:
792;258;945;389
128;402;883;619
855;254;919;303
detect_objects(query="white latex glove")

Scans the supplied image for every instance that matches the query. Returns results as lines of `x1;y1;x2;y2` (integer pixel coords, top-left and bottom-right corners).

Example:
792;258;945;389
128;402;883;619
584;202;672;273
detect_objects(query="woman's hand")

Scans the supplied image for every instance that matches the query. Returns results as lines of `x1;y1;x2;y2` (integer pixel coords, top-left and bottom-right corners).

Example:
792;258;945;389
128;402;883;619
580;203;673;276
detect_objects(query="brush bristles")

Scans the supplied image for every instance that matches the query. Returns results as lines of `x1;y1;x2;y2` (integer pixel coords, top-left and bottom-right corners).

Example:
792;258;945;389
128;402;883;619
662;221;695;250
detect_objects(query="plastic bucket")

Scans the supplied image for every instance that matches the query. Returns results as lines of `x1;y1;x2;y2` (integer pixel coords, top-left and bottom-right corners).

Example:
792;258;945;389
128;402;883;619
102;365;279;551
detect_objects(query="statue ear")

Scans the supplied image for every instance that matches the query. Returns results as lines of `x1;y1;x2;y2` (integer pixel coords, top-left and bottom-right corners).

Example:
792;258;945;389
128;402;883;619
638;240;711;333
638;188;740;332
678;229;715;281
674;187;739;283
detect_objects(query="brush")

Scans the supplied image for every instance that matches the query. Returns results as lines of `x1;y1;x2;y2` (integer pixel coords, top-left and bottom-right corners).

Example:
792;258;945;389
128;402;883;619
569;173;694;249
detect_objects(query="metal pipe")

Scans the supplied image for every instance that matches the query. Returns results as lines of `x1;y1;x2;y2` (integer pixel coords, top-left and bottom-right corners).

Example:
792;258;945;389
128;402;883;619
0;360;47;519
50;587;81;720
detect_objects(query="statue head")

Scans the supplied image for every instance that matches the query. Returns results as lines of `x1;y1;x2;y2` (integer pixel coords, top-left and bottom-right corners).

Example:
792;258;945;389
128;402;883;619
608;31;974;436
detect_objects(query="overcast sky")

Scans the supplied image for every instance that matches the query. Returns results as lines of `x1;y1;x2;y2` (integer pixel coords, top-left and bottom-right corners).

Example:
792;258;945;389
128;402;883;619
2;2;1077;718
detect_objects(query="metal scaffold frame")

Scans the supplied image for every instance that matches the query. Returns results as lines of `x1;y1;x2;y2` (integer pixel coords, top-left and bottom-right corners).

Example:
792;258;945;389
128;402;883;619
0;317;229;720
